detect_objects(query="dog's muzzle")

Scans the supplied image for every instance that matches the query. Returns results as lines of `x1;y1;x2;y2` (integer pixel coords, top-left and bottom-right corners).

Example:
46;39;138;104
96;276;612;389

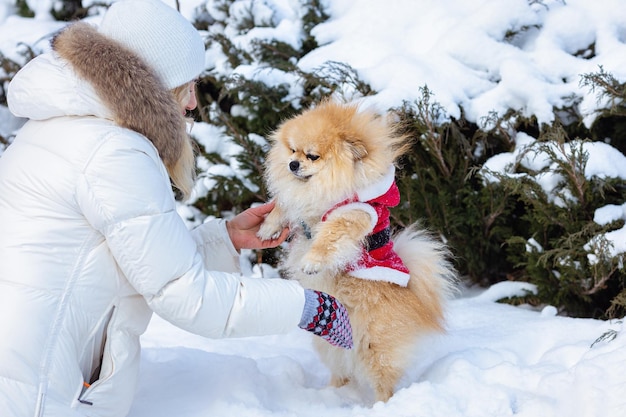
288;160;311;180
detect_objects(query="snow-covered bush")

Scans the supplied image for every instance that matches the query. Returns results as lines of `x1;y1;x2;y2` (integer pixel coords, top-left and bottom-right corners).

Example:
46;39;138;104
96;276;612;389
2;0;625;318
182;0;374;266
484;126;626;317
391;78;626;318
391;86;521;288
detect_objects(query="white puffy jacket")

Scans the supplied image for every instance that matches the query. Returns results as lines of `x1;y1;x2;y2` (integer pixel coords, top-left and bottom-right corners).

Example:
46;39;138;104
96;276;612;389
0;27;304;417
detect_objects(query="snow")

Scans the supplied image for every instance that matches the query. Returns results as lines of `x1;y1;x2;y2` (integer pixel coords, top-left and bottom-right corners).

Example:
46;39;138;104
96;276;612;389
300;0;626;127
131;282;626;416
471;280;538;302
1;0;626;416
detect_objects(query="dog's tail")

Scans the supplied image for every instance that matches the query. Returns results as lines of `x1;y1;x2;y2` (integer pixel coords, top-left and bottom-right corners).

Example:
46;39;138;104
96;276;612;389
393;224;458;329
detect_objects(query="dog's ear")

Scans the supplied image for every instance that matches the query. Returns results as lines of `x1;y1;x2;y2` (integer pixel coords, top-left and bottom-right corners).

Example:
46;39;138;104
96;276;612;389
344;136;368;161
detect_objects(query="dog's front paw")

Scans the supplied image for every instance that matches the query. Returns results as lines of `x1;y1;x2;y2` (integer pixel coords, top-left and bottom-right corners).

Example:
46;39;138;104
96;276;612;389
257;204;285;241
257;221;282;241
301;260;322;275
300;250;327;275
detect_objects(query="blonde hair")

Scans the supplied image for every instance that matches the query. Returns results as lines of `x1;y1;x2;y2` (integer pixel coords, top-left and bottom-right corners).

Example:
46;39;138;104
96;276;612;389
168;81;197;200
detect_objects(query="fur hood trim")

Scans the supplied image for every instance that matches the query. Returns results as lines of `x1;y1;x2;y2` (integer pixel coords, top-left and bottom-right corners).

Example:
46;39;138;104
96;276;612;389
51;22;187;172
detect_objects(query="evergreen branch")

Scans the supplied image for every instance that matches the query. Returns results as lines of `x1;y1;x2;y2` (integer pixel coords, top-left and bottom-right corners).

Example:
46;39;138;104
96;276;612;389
591;324;621;348
582;265;619;296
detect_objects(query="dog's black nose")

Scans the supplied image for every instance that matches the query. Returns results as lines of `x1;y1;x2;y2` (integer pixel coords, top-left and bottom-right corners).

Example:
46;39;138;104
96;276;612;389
289;160;300;172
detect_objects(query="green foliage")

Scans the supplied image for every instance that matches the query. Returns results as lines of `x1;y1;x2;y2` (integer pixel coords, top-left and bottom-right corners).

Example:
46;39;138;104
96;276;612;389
485;124;626;317
187;0;626;317
16;0;99;20
14;0;34;18
391;87;522;285
190;2;373;220
391;82;626;318
3;0;625;318
189;0;372;265
582;66;626;156
301;0;329;52
50;0;89;21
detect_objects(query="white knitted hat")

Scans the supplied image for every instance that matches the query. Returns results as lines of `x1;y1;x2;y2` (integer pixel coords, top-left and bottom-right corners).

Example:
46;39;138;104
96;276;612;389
98;0;205;89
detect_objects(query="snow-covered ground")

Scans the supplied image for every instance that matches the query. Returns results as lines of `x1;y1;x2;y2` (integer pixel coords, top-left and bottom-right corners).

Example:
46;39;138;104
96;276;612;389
1;0;626;416
133;280;626;417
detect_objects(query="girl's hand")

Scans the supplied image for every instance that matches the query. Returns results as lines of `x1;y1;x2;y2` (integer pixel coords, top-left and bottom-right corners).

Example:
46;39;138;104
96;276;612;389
225;201;289;251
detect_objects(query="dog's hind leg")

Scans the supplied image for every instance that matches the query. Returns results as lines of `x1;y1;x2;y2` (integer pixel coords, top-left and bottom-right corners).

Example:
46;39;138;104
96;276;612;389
359;342;404;403
330;375;350;388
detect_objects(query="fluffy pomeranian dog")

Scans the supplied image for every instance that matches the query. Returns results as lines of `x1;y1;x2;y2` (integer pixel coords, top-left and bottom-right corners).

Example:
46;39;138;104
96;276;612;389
257;100;456;403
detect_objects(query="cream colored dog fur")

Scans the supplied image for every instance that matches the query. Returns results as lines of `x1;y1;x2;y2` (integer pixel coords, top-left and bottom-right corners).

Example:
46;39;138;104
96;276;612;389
258;101;456;403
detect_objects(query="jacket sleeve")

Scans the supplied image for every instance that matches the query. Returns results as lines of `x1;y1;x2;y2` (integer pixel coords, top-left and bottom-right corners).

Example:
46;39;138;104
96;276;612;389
76;131;305;338
189;218;240;273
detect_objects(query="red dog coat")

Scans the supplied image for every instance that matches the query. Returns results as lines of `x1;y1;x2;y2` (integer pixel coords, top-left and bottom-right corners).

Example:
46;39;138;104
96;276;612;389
322;166;410;286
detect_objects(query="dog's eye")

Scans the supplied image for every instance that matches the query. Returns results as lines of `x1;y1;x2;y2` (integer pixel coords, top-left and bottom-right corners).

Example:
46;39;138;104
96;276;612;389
289;148;296;154
306;154;320;161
